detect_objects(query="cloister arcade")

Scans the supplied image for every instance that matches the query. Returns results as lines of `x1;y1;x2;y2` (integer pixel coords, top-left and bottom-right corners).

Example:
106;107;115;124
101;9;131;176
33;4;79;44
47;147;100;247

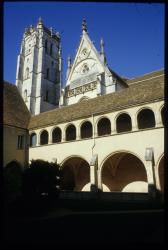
61;156;90;191
29;105;164;147
101;152;148;192
29;102;164;193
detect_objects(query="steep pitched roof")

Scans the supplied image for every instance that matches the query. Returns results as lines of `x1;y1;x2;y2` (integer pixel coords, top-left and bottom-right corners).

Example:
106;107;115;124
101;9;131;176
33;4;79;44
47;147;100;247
28;70;164;130
3;82;31;129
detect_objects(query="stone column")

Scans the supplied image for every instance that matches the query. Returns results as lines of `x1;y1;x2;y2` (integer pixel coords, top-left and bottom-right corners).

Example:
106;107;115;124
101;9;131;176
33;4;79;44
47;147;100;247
131;113;138;131
110;116;116;135
90;154;98;191
145;148;157;198
37;132;40;146
62;128;66;142
76;126;80;140
48;130;52;144
155;109;162;128
97;168;102;190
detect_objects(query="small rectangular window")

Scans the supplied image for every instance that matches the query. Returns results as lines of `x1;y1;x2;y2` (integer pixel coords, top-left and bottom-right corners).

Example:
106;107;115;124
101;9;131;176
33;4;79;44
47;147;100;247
17;135;24;149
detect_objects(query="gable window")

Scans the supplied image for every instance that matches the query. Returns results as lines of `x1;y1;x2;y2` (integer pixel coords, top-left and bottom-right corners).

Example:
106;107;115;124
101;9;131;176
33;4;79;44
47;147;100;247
82;64;89;74
17;135;24;149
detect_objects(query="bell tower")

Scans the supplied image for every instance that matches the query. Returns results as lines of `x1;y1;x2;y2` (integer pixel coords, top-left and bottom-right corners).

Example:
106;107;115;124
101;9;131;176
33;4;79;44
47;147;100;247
16;18;62;115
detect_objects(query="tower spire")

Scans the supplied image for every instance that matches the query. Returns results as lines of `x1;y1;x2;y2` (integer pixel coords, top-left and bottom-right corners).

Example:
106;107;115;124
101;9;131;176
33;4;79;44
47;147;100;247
82;18;87;33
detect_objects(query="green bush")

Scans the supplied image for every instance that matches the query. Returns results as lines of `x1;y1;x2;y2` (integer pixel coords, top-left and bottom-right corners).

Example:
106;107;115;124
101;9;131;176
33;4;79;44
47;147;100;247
22;159;61;197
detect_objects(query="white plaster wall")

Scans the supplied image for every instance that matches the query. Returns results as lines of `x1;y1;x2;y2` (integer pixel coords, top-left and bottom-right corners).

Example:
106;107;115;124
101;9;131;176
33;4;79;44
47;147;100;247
29;128;164;172
3;125;29;168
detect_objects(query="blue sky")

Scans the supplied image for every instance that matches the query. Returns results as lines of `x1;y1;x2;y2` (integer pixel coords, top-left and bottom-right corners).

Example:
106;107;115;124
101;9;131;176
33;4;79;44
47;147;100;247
4;2;164;86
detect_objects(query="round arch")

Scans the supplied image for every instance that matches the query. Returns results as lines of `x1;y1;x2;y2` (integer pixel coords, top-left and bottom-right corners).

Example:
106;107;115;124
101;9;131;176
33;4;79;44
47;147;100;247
61;156;90;191
52;126;62;143
115;112;132;133
136;107;156;129
100;150;148;192
39;129;49;145
80;120;93;139
97;116;111;136
65;123;76;141
29;132;37;147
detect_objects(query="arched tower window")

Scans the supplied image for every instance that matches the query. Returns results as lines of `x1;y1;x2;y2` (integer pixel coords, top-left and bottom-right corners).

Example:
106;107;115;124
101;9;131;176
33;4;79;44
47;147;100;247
81;121;92;139
30;133;37;147
46;68;50;79
66;124;76;141
116;113;132;133
97;117;111;136
24;89;28;102
137;109;155;129
52;127;62;143
45;40;48;53
45;90;49;102
25;67;29;79
40;130;48;145
50;44;53;56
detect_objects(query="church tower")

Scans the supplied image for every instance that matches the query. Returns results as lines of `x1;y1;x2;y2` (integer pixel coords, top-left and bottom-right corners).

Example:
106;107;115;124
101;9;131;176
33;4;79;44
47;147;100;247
16;18;62;115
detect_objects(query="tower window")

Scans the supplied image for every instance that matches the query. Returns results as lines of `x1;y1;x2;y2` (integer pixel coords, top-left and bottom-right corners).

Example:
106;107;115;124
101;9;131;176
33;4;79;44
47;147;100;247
50;44;53;56
46;68;50;79
51;61;54;67
45;90;49;102
25;67;29;79
24;89;28;102
45;40;48;53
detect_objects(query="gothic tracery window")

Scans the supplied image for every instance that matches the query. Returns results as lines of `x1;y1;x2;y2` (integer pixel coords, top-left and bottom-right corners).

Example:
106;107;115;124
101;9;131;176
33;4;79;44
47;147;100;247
82;64;89;74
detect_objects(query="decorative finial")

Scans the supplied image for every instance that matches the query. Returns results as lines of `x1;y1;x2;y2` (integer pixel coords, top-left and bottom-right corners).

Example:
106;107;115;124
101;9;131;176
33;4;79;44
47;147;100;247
82;18;87;32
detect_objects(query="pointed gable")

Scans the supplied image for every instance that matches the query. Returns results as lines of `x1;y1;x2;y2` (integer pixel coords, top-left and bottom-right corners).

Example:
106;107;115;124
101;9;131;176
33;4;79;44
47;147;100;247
66;28;111;88
61;19;128;107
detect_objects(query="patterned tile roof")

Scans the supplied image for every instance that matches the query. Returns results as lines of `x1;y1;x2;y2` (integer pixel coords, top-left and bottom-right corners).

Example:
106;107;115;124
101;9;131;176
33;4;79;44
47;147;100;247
3;82;31;129
28;69;164;129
